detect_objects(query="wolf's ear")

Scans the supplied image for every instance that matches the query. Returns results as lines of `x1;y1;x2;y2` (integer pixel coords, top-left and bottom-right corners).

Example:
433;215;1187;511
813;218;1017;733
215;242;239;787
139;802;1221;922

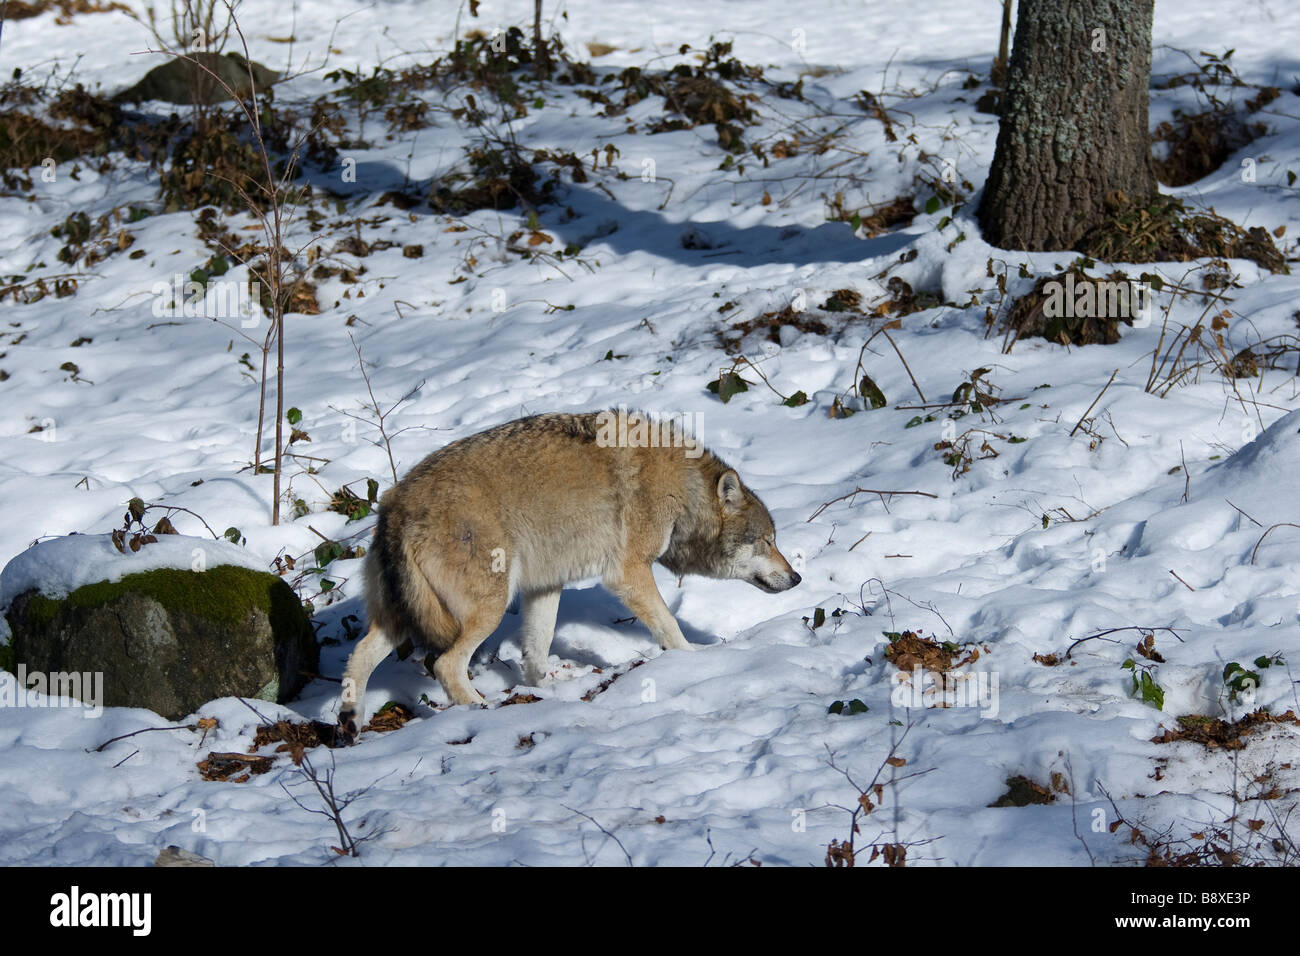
716;470;743;511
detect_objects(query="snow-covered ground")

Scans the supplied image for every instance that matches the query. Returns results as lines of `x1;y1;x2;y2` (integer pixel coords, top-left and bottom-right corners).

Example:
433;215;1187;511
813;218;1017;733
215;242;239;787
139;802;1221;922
0;0;1298;865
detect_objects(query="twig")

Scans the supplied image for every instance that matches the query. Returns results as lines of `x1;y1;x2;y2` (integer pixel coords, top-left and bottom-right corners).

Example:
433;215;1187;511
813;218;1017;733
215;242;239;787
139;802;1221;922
896;397;1026;410
342;331;423;486
817;727;938;867
1251;523;1300;564
879;327;925;403
1180;441;1190;503
1225;498;1262;527
143;3;317;526
848;531;872;551
88;724;196;753
1069;369;1118;437
731;356;796;405
563;805;633;866
808;488;937;523
1062;754;1095;866
272;709;396;859
1064;626;1185;659
158;504;221;540
701;827;759;867
1168;569;1196;592
841;320;919;409
857;578;955;637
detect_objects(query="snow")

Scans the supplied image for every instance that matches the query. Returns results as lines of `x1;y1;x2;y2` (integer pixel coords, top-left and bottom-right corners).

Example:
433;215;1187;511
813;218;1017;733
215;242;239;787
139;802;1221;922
0;533;269;612
0;0;1297;865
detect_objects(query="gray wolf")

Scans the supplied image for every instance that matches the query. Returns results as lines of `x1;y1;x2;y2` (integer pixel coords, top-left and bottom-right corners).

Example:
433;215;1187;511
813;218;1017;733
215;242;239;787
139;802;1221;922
338;409;801;743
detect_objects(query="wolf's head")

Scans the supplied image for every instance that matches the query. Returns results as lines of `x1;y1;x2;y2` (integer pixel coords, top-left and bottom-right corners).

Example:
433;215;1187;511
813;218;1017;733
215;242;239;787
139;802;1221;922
713;470;802;592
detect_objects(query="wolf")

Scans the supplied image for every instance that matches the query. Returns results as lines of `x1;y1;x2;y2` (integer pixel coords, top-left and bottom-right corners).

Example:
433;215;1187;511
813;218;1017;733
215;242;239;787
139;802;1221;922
337;409;801;743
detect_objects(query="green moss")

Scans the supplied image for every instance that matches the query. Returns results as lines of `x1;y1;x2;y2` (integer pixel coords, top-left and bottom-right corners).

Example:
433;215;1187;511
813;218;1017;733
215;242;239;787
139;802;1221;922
18;565;305;634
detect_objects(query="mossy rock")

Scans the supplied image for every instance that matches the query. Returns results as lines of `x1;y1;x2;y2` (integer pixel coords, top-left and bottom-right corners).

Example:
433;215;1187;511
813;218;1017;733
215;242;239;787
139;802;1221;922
4;565;317;720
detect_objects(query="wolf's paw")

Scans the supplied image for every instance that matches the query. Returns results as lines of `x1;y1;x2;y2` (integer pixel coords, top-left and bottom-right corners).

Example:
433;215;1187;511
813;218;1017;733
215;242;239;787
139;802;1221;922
337;711;360;746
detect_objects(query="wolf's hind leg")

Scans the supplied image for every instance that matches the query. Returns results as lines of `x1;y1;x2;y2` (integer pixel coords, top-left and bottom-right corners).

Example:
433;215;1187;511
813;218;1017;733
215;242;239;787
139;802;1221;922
520;587;562;686
432;600;508;706
339;625;401;744
604;562;692;651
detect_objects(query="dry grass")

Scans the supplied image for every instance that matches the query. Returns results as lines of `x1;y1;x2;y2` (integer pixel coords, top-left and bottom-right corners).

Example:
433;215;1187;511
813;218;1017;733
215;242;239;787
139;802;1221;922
1079;194;1286;274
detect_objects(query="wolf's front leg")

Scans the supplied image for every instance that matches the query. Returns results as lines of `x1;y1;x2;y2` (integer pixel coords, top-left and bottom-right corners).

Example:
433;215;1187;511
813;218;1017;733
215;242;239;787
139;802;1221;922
605;563;692;651
338;625;401;744
520;587;562;686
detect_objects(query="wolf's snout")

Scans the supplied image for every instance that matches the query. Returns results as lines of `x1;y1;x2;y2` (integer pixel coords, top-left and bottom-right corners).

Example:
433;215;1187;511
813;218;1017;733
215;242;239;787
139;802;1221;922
774;569;801;590
752;568;800;592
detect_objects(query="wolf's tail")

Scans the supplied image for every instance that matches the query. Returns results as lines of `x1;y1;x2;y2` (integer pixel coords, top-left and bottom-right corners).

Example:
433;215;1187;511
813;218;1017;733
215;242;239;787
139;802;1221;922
365;506;458;651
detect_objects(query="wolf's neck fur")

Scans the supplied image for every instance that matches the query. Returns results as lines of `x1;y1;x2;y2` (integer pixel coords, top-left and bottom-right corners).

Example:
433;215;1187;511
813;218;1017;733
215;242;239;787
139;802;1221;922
658;451;729;578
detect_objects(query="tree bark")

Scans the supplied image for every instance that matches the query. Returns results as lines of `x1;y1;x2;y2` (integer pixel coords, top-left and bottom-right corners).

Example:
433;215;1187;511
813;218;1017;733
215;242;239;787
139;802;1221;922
977;0;1158;251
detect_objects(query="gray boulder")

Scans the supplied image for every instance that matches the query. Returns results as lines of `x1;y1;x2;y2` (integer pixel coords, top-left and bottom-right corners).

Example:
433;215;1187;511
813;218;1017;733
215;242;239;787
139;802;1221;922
114;52;280;105
3;564;318;720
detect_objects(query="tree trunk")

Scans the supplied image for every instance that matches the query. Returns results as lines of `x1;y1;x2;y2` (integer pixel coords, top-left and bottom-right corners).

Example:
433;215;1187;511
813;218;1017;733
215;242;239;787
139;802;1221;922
991;0;1013;87
977;0;1158;251
533;0;550;79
